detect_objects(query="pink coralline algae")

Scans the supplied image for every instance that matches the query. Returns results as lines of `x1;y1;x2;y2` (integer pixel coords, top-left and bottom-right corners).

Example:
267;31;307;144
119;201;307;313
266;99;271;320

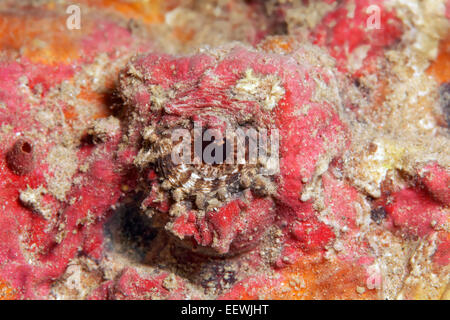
374;163;449;238
0;18;137;299
273;0;403;76
312;0;403;75
88;268;187;300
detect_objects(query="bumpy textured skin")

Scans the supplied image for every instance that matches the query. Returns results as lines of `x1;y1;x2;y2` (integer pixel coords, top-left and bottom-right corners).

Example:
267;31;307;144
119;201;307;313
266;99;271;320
118;44;348;258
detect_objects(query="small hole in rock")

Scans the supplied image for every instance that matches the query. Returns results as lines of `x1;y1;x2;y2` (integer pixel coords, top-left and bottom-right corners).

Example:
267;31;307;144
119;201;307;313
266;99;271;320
21;142;32;153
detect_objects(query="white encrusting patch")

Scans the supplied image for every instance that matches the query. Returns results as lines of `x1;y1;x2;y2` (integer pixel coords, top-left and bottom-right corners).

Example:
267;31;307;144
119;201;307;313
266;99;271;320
233;69;285;111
